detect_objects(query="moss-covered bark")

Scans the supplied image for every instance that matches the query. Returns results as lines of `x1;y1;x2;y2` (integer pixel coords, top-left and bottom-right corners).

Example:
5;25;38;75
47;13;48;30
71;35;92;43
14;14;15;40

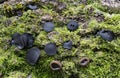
0;0;120;78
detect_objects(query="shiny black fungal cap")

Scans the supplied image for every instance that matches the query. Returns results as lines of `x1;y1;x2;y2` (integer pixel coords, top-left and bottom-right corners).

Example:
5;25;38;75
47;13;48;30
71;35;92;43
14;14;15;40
80;57;90;67
67;20;79;31
44;43;57;56
63;40;72;49
26;47;40;65
11;33;34;49
96;30;114;41
43;22;55;32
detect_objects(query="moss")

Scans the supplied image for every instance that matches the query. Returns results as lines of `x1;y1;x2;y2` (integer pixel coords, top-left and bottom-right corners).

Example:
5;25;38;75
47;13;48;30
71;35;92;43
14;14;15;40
0;0;120;78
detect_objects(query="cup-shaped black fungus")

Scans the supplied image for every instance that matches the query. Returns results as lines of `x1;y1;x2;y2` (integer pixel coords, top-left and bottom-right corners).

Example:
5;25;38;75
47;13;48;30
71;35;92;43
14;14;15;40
26;47;40;65
11;33;21;41
11;33;34;49
63;40;72;49
79;57;90;67
44;43;57;56
43;22;55;32
96;30;114;41
50;60;62;71
22;33;34;48
67;20;79;31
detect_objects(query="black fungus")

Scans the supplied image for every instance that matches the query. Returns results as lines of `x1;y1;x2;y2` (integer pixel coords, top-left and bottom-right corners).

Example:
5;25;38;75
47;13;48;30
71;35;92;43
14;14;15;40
67;20;79;31
79;57;90;67
0;0;4;4
22;33;34;48
50;60;62;71
26;47;40;65
96;30;114;41
44;43;57;56
11;33;21;40
11;33;21;46
11;33;34;49
43;22;54;32
63;40;72;49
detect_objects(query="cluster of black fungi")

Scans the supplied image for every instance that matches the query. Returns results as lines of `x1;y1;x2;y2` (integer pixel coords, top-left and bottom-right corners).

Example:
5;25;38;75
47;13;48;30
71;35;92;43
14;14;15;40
10;20;115;70
1;0;115;70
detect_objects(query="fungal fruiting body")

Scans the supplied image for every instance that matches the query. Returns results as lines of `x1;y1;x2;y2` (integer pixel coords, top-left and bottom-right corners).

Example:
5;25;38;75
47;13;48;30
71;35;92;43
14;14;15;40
26;47;40;65
50;60;62;71
43;22;55;32
79;57;90;67
0;0;4;4
67;20;79;31
96;30;114;41
11;33;34;49
44;43;57;56
63;40;72;49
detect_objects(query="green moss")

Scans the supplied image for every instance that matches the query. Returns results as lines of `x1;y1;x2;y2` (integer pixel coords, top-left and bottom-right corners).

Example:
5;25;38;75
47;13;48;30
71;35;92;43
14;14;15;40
0;0;120;78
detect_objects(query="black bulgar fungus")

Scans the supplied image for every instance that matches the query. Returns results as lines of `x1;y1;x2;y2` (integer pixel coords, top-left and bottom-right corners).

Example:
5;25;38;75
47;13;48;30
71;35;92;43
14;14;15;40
67;20;79;31
44;43;57;56
22;33;34;48
26;47;40;65
96;30;114;41
11;33;21;40
79;57;90;67
63;40;72;50
0;0;4;4
13;37;24;49
11;33;34;49
11;33;21;45
43;22;54;32
50;60;62;71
